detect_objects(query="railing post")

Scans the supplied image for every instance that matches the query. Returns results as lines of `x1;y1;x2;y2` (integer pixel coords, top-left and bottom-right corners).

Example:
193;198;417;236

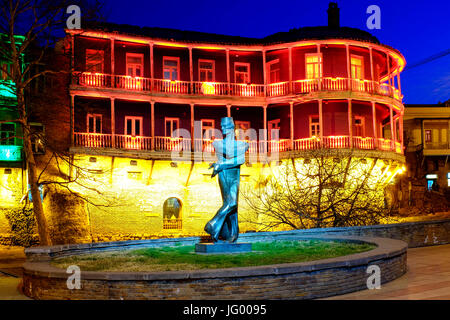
190;103;195;151
111;98;115;147
70;94;75;146
348;99;353;148
369;47;374;93
390;106;395;151
319;99;323;148
226;48;230;95
189;46;193;94
386;51;392;97
111;38;115;88
346;44;351;91
372;101;378;149
150;42;154;92
317;44;322;91
151;101;155;150
288;46;293;94
263;49;267;97
290;101;294;150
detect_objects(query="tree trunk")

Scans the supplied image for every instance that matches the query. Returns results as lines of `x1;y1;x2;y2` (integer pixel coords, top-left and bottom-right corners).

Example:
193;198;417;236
17;90;51;246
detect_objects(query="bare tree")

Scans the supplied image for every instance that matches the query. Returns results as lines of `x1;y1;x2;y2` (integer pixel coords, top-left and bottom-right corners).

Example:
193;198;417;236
0;0;104;245
241;150;400;231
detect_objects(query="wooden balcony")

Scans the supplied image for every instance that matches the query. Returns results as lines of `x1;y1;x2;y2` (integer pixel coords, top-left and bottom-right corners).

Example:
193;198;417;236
73;132;403;156
72;72;402;101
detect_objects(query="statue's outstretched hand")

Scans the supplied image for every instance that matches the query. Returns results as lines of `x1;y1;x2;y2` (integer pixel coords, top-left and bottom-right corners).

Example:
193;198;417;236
209;163;221;178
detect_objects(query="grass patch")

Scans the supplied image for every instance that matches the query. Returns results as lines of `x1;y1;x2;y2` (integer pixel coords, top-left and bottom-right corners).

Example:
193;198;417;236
51;240;375;272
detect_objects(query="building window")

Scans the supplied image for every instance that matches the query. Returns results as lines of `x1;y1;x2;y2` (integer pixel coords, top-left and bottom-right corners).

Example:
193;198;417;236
351;55;364;80
266;59;280;83
163;197;182;230
198;59;215;82
235;121;251;140
0;123;15;145
424;129;432;143
234;62;250;83
305;54;322;79
201;119;215;139
126;53;144;77
87;114;102;133
163;57;180;80
165;117;179;137
268;119;281;141
309;116;320;137
30;123;45;154
354;116;365;137
85;49;104;73
125;116;143;136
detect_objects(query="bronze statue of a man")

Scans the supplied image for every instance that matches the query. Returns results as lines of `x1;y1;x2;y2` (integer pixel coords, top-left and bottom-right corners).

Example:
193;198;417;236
204;117;249;243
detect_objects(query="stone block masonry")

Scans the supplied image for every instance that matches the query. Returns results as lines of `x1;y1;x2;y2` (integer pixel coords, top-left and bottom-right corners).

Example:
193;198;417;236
22;235;407;300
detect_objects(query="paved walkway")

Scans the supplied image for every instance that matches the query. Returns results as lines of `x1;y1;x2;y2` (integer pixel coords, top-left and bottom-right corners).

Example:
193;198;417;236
0;244;449;300
326;244;450;300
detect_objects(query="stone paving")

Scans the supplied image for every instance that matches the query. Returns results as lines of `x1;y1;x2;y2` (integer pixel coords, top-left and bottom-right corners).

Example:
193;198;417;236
1;244;450;300
325;244;450;300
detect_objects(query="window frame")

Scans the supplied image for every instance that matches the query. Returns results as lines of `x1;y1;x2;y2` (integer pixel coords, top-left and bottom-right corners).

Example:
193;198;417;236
86;113;102;134
268;119;281;141
85;49;104;73
163;56;180;81
350;54;364;80
305;53;323;80
0;122;16;145
198;59;215;82
354;115;365;137
164;117;180;137
309;115;320;137
126;52;144;77
424;129;432;143
201;119;215;139
266;59;280;84
124;116;143;137
234;62;251;84
235;121;251;140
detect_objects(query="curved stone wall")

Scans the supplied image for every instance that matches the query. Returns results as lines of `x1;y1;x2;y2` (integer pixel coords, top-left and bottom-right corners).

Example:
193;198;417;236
22;235;407;300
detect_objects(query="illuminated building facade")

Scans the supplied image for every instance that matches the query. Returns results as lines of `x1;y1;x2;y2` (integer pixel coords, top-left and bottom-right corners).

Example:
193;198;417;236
61;4;407;239
0;33;27;208
403;101;450;190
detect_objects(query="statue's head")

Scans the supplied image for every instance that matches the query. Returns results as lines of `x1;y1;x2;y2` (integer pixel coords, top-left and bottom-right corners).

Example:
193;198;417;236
220;117;235;136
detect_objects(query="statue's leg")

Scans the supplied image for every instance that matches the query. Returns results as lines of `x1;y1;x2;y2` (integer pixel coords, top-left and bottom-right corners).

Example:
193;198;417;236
204;202;237;241
204;169;239;242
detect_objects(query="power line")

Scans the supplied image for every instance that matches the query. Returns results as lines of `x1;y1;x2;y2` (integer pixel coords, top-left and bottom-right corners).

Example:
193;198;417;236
404;48;450;71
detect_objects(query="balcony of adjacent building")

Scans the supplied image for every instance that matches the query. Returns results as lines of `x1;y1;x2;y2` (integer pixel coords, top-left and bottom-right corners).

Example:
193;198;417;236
69;37;404;104
70;98;404;161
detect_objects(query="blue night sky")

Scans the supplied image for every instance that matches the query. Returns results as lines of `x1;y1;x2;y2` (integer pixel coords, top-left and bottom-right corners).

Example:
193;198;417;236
103;0;450;104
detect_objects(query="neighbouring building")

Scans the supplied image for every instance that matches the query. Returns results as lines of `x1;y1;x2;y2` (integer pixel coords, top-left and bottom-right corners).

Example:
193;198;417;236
0;3;409;242
403;100;450;190
0;33;27;210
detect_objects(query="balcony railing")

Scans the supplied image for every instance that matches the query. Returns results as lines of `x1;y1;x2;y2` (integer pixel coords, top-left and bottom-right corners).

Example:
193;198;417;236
72;72;402;101
73;133;402;155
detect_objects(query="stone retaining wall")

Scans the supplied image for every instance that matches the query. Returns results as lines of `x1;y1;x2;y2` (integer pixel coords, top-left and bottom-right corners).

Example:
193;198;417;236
22;236;407;300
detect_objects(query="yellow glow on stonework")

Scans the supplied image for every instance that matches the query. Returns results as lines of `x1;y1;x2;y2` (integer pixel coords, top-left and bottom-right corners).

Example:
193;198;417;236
23;154;406;236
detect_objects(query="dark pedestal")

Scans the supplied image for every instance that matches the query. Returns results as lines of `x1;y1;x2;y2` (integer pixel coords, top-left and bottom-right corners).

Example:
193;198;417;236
195;242;252;254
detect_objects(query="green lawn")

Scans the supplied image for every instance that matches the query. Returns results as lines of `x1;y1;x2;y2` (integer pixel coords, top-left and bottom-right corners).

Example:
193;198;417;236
52;240;375;272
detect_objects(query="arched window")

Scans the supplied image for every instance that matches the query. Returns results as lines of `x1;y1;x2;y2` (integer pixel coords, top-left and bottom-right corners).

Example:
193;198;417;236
163;197;182;230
